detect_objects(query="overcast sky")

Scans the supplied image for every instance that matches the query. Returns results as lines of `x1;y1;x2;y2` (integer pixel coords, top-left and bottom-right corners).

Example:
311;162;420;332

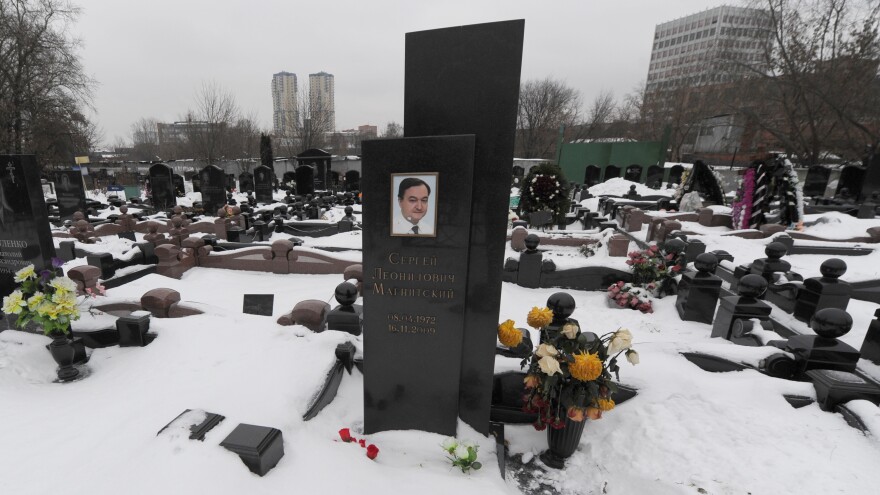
74;0;722;146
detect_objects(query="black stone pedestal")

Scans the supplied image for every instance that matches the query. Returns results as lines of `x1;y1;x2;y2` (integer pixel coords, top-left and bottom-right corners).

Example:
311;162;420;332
117;313;151;347
517;235;543;289
327;282;363;336
806;369;880;411
220;424;284;476
676;253;722;324
711;274;771;340
785;308;860;375
860;308;880;364
793;258;850;323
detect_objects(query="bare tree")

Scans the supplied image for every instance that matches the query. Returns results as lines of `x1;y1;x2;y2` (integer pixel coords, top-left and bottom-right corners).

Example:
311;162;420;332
515;78;582;159
129;117;160;161
727;0;880;163
184;81;240;164
0;0;96;168
381;121;402;138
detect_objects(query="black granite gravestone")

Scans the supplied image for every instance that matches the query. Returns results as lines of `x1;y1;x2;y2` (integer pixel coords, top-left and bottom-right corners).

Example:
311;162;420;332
253;165;274;203
676;253;723;324
803;166;830;197
199;164;226;215
362;135;475;436
148;163;175;210
172;174;185;197
404;19;524;435
856;145;880;203
239;171;254;194
0;155;57;303
54;170;87;221
295;166;315;195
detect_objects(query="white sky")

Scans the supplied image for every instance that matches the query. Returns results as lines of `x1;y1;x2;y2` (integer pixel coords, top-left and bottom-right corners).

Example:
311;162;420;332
74;0;722;146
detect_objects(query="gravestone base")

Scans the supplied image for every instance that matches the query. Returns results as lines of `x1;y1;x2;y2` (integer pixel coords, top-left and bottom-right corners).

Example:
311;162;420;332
806;369;880;411
220;424;284;476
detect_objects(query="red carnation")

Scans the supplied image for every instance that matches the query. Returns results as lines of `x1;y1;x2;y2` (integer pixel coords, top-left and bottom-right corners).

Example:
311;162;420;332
359;439;366;448
338;428;353;442
366;444;379;460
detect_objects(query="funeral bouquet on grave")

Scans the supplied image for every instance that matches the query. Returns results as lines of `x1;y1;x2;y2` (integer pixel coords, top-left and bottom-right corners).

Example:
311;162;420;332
508;307;638;429
606;281;654;314
518;163;571;224
1;260;104;335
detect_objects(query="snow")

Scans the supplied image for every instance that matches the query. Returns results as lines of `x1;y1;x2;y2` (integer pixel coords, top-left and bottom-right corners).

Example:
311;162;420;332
587;178;674;198
4;193;880;494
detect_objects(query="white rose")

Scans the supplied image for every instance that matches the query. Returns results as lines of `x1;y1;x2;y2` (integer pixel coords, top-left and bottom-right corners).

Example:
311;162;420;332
626;349;640;365
608;329;634;354
441;437;458;452
535;344;558;358
454;445;470;460
561;323;579;339
538;355;563;375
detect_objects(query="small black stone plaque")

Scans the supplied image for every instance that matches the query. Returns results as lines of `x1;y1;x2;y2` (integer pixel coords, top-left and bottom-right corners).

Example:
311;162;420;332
220;423;284;476
54;169;87;220
0;155;57;301
243;294;274;316
117;231;137;242
362;135;475;436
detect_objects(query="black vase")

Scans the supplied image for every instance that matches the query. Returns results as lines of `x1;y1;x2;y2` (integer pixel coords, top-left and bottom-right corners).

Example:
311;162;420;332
48;330;79;382
541;416;588;469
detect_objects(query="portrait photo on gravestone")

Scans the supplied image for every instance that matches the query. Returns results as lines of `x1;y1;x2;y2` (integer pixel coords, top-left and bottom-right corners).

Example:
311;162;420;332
391;173;438;237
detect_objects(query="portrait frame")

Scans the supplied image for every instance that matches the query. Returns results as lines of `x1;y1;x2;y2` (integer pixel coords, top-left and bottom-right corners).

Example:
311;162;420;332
390;172;439;237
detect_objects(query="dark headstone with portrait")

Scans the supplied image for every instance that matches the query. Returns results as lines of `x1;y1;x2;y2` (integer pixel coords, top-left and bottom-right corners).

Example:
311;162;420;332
148;164;175;210
0;155;57;303
54;169;87;221
403;19;524;435
199;165;227;216
294;166;315;195
362;135;475;436
253;165;274;204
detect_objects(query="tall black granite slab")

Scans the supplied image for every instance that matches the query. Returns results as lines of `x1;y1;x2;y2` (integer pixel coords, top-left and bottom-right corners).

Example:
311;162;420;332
295;166;315;195
148;163;175;210
404;19;524;435
239;171;254;194
254;165;274;203
0;155;57;302
199;164;226;215
172;174;185;197
362;135;475;436
54;170;87;221
857;146;880;203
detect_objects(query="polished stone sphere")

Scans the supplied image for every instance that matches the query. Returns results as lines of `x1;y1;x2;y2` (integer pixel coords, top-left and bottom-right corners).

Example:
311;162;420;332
738;274;768;298
811;308;852;339
819;258;847;279
765;242;787;259
546;292;576;319
334;282;359;306
694;253;719;273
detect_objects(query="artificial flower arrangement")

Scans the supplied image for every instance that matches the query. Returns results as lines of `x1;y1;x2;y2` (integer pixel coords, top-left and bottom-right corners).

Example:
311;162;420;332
500;307;638;430
606;281;654;314
441;437;481;473
731;167;756;230
1;260;102;335
518;164;571;225
625;244;682;286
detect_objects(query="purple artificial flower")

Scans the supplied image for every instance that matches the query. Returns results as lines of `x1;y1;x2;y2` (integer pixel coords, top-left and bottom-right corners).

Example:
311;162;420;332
51;257;64;268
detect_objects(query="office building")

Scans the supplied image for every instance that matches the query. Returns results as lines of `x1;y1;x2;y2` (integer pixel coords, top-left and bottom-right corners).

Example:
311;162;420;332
272;71;298;137
309;72;335;133
646;5;772;92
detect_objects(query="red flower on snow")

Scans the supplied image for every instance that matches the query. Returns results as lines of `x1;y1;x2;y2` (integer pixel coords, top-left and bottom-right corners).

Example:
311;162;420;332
338;428;354;443
366;444;379;460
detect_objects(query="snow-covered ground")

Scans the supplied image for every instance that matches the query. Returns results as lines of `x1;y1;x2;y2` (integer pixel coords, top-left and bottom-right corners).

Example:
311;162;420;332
3;187;880;494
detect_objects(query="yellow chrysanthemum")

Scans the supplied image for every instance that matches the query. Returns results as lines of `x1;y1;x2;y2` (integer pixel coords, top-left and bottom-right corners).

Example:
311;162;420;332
526;307;553;329
13;265;36;282
2;291;27;314
49;277;77;294
570;352;603;382
27;292;45;310
596;397;615;411
497;319;523;348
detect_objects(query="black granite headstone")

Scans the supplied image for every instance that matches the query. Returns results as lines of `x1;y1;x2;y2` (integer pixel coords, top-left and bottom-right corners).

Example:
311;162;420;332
0;155;57;302
199;164;226;215
253;165;274;203
404;19;524;435
856;146;880;203
295;166;315;195
172;173;185;197
676;253;723;324
362;135;475;436
148;163;175;210
239;171;254;194
54;170;87;221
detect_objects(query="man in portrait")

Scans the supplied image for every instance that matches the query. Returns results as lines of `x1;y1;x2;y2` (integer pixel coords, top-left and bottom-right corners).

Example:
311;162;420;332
392;177;434;235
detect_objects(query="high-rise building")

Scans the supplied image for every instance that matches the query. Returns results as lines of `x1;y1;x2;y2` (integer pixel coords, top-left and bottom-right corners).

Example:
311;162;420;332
272;71;298;137
646;5;772;92
309;72;335;133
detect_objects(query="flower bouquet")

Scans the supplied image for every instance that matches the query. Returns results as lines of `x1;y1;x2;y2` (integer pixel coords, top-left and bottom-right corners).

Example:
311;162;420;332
606;281;654;314
517;306;638;429
1;260;94;335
